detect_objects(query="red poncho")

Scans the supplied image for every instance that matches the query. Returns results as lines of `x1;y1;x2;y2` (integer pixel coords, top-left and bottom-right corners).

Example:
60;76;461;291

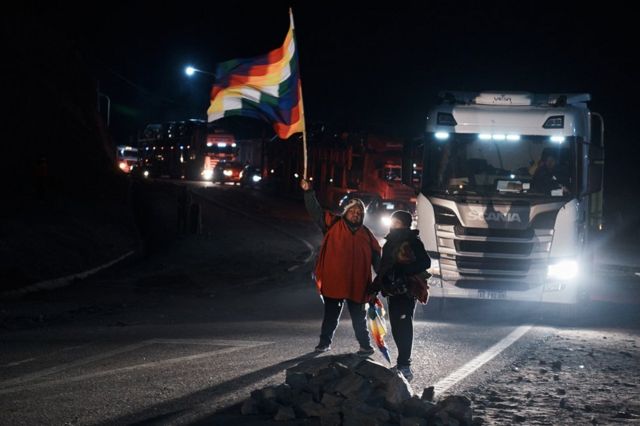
314;213;381;303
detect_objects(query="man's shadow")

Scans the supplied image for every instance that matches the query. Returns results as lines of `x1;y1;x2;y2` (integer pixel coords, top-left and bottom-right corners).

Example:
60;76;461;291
98;351;322;426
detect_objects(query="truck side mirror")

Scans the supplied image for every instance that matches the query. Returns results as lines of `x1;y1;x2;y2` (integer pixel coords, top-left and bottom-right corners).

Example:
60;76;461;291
587;144;604;193
587;113;605;194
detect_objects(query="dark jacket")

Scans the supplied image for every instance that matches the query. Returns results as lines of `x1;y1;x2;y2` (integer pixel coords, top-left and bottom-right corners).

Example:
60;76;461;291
372;228;431;303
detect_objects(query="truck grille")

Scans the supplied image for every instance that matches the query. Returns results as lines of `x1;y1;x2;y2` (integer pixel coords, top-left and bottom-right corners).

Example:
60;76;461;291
455;256;531;272
433;205;552;287
455;240;533;255
455;226;534;239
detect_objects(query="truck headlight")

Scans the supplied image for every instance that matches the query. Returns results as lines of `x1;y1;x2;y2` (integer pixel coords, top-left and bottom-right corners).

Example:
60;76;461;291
547;260;579;280
223;170;233;177
202;169;213;180
252;175;262;182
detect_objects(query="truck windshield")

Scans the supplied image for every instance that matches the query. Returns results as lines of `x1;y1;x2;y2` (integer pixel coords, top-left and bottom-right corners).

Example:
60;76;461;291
422;133;576;198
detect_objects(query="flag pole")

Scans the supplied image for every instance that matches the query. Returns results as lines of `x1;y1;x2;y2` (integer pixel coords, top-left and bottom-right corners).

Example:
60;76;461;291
301;87;309;180
290;8;309;180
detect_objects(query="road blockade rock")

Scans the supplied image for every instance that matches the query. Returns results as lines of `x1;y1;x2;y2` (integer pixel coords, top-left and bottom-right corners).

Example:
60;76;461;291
275;383;294;404
321;392;344;409
285;370;309;390
400;417;428;426
402;395;437;418
240;397;260;415
239;354;481;425
320;413;341;426
274;405;296;421
422;386;435;401
342;400;390;426
438;395;473;425
298;400;325;418
328;371;373;401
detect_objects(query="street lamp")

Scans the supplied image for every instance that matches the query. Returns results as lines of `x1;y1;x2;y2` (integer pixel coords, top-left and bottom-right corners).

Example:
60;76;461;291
184;65;215;77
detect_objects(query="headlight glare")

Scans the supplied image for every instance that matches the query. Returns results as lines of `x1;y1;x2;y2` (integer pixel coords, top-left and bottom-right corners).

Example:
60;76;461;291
547;260;579;280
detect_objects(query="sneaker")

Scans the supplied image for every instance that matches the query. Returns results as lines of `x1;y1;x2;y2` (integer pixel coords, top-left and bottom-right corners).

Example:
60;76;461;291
395;365;414;382
314;344;331;353
356;347;375;357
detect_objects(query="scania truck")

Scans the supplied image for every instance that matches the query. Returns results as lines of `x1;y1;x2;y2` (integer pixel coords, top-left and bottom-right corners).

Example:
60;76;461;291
402;92;604;304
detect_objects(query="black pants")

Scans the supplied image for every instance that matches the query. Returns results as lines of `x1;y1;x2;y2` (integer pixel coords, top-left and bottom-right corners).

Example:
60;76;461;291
319;297;372;349
388;294;417;366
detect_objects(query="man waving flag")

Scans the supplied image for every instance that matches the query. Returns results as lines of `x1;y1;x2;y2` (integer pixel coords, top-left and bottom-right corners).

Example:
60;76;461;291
207;10;305;140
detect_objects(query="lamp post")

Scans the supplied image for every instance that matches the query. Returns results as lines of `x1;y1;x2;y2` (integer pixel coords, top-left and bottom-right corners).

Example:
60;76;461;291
97;80;111;127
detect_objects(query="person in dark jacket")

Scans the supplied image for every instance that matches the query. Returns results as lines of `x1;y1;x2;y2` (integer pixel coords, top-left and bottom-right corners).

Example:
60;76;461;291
301;179;381;355
531;151;568;195
370;210;430;381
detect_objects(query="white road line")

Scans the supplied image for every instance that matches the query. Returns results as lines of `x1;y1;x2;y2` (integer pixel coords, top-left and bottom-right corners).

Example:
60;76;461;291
0;342;272;396
433;325;533;395
1;358;37;368
0;341;151;389
150;338;269;347
0;339;271;395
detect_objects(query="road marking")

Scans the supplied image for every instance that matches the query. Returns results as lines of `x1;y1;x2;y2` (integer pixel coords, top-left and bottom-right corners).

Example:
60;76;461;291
1;358;37;368
0;339;271;394
0;341;151;389
433;325;533;395
1;343;92;369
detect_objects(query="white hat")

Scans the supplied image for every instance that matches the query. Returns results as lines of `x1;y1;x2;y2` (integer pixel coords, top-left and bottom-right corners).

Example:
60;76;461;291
342;198;365;215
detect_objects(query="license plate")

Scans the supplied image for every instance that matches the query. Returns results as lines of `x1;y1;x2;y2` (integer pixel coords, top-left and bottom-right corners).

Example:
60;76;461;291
477;289;507;300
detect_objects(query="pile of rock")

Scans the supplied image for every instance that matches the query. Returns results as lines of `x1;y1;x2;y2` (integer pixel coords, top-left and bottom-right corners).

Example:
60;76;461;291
240;354;475;425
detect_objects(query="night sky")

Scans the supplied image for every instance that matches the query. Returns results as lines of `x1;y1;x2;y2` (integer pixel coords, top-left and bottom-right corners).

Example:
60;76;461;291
6;1;639;188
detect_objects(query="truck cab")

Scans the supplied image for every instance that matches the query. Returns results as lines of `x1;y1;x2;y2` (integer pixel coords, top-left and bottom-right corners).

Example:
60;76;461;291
116;145;139;174
403;92;605;304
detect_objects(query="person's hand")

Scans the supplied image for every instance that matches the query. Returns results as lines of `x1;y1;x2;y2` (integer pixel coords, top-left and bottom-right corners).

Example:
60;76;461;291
367;292;378;305
370;275;383;293
300;179;311;191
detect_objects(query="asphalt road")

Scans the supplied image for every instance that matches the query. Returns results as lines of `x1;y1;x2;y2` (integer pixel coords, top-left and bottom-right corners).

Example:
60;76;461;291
1;182;638;425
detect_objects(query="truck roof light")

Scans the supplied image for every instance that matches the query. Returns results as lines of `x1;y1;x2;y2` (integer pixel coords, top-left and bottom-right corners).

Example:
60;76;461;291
543;116;564;129
437;113;457;126
507;134;521;141
435;132;450;140
550;136;566;143
492;134;506;141
479;134;492;140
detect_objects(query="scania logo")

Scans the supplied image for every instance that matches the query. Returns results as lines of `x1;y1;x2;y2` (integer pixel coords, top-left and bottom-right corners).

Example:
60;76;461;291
468;210;522;223
494;95;512;103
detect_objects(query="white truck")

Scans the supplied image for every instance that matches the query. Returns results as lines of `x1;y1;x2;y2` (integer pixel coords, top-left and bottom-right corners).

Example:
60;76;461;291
402;92;605;304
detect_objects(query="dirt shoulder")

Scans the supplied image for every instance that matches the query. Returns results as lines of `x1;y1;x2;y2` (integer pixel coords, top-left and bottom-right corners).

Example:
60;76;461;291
467;328;640;425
